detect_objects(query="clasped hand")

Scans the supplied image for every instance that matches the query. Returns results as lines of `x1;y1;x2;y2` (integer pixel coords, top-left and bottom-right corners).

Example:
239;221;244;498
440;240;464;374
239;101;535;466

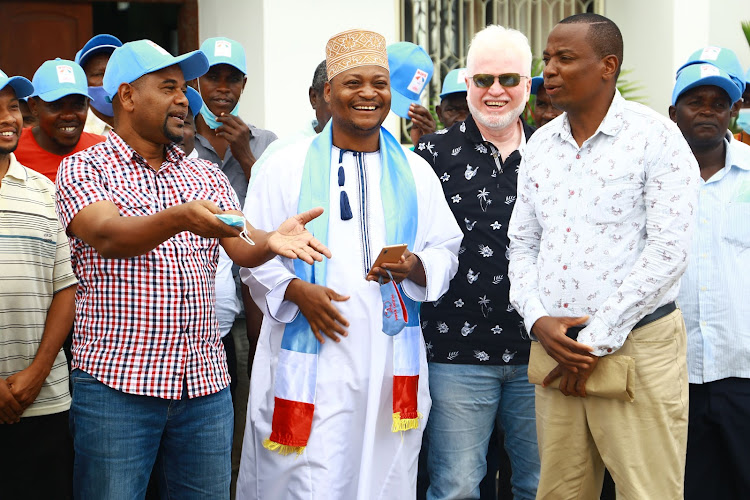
532;315;599;397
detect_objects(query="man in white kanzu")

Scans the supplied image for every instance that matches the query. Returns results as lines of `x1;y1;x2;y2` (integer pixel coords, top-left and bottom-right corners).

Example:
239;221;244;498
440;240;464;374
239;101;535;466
236;29;462;499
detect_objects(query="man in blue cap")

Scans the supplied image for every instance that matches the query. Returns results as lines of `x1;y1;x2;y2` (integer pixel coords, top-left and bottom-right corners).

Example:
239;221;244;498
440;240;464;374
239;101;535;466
434;68;470;129
54;39;330;499
735;67;750;146
75;33;123;134
194;36;277;204
16;59;104;182
669;58;750;500
0;68;78;499
529;71;562;128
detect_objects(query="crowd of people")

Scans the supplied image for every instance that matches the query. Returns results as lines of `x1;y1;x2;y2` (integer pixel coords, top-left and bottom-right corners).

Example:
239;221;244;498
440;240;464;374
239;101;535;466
0;10;748;500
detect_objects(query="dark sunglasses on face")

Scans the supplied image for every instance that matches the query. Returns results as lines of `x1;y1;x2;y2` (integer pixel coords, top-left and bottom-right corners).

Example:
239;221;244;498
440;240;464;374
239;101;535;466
471;73;528;88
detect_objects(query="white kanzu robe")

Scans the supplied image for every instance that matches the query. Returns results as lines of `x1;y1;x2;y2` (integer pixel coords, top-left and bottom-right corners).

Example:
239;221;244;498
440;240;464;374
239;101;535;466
236;136;462;500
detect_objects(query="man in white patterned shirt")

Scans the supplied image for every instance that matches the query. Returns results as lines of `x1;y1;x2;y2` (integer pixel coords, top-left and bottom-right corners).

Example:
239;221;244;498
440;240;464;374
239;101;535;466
508;13;699;499
669;56;750;500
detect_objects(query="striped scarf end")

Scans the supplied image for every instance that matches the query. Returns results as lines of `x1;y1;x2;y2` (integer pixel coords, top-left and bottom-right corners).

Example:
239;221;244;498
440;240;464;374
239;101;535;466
263;438;306;456
391;412;423;432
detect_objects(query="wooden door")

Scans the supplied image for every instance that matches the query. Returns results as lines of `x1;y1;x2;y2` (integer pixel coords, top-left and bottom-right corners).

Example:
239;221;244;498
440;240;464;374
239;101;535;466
0;2;92;79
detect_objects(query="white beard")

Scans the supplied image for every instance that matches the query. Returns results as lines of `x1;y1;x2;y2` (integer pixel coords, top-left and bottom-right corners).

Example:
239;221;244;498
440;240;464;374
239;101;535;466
468;98;526;131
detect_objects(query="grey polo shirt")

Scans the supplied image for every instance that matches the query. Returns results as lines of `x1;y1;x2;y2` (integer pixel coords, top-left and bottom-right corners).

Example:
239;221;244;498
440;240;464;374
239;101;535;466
194;122;278;205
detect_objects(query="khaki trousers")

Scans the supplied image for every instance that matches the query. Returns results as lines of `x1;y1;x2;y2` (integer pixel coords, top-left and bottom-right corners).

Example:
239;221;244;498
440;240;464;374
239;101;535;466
535;310;688;500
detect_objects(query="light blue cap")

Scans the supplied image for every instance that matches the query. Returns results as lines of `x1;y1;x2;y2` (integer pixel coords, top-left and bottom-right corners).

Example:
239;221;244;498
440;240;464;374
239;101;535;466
387;42;434;119
531;69;545;95
102;40;209;100
30;59;91;102
439;68;468;99
200;37;247;75
672;63;741;105
0;69;33;99
89;84;204;118
676;46;745;95
75;34;123;68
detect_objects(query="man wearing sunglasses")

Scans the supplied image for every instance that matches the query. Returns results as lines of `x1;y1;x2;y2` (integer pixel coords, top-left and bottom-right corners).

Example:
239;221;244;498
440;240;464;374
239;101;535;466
508;14;698;499
414;25;539;500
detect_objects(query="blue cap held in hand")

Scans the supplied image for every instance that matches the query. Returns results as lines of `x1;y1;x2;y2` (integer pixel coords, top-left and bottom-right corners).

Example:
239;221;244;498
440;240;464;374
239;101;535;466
672;63;741;105
439;68;468;99
30;59;91;102
387;42;434;119
0;69;33;99
200;37;247;75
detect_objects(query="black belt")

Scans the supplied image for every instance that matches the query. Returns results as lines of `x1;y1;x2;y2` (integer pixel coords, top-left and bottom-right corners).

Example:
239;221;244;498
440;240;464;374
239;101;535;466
566;302;677;340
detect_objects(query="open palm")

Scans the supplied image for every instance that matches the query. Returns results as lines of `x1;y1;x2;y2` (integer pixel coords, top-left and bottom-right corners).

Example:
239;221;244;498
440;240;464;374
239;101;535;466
269;207;332;264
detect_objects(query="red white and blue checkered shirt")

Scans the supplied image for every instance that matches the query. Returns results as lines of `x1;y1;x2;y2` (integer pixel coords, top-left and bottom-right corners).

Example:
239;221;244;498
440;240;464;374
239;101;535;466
56;132;241;399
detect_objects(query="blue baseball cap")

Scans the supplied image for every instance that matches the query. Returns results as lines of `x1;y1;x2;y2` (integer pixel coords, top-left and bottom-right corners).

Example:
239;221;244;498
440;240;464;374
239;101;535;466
75;34;123;69
89;84;204;118
0;69;33;99
200;37;247;75
676;46;745;95
102;40;209;101
387;42;434;119
29;59;91;102
531;70;544;95
672;63;741;105
439;68;468;99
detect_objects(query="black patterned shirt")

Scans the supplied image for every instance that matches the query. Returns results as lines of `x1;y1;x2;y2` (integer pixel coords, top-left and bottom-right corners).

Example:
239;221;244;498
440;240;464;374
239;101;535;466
415;116;534;365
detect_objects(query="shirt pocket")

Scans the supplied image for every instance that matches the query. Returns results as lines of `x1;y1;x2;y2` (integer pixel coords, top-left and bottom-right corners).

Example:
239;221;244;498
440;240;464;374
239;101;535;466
586;174;643;225
722;202;750;248
109;184;155;216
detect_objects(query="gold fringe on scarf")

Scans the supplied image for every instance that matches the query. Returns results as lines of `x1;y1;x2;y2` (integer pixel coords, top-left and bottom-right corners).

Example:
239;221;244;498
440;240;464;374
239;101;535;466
391;412;423;432
263;438;305;456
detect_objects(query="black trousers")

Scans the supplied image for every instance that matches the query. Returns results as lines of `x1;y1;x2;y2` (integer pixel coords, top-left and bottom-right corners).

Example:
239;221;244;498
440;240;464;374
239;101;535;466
685;378;750;500
0;411;73;500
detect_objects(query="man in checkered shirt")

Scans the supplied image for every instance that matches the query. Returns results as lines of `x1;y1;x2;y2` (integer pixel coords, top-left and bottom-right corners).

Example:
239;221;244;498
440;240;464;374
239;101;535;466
55;40;329;499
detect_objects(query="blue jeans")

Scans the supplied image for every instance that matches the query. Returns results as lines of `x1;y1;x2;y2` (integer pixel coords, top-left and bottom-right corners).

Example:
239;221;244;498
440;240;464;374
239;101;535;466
69;369;233;499
426;363;540;500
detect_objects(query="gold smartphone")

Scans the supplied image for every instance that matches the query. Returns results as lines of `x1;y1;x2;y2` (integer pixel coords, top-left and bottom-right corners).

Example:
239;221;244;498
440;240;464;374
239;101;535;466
369;244;408;273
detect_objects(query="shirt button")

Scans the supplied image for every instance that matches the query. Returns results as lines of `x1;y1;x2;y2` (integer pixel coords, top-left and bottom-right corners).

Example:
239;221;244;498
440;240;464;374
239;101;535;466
576;154;581;159
607;348;613;353
569;190;575;195
700;321;707;327
563;303;569;308
535;183;539;188
700;286;707;291
566;227;571;232
563;265;568;270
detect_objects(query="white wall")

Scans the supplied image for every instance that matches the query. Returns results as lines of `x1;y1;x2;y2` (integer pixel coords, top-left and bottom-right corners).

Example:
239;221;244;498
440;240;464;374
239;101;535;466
605;0;750;117
198;0;400;140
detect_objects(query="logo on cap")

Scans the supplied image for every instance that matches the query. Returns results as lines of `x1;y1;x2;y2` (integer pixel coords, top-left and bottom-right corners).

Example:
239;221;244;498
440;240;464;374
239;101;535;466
214;40;232;58
700;64;721;78
700;46;721;61
456;69;467;84
56;65;76;84
146;40;170;56
407;68;429;94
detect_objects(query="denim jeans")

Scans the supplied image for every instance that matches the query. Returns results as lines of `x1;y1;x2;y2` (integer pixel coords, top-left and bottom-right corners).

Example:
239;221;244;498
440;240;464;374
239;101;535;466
426;363;539;500
69;369;233;500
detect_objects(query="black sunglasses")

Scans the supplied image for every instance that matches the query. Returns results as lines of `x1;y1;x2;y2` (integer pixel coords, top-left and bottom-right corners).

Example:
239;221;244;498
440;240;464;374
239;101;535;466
471;73;528;88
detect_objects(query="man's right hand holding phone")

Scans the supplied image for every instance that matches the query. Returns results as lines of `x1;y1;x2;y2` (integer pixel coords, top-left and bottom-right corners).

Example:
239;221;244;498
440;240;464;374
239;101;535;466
366;248;426;287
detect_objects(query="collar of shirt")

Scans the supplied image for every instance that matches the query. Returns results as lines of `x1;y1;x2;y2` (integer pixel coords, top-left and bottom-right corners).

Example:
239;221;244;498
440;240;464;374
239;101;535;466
5;153;28;182
703;139;750;185
477;118;528;155
555;89;625;146
107;130;186;171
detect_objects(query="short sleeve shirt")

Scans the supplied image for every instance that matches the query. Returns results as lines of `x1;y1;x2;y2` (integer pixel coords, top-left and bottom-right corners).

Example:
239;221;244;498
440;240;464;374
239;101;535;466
55;132;241;399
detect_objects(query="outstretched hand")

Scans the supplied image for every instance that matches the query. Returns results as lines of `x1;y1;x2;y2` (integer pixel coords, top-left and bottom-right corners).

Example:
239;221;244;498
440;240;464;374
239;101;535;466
269;207;332;265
